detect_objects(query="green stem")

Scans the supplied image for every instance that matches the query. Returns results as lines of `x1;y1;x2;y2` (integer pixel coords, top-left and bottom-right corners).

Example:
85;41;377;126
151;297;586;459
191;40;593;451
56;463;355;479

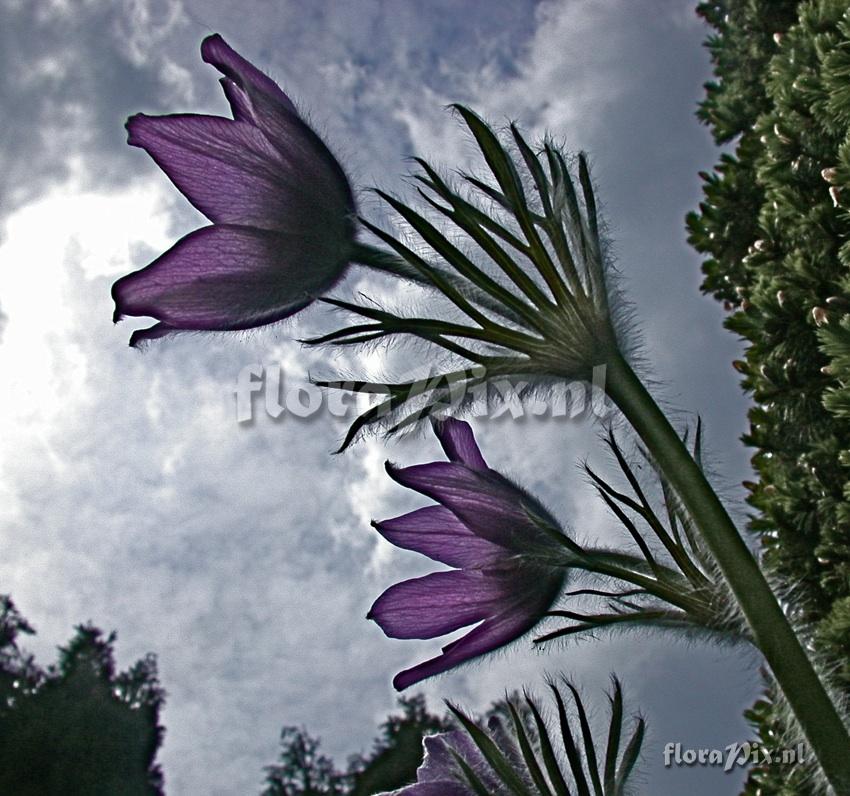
605;351;850;793
577;558;710;619
350;241;427;282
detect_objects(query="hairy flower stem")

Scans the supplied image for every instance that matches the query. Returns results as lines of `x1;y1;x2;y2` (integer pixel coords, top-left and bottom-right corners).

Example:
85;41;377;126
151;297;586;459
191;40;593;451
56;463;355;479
605;350;850;794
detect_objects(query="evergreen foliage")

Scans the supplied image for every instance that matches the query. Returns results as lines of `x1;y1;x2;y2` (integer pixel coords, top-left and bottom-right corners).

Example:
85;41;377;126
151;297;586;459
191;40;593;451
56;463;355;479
261;695;463;795
261;695;453;795
347;695;453;795
262;726;347;795
0;596;165;795
688;1;850;791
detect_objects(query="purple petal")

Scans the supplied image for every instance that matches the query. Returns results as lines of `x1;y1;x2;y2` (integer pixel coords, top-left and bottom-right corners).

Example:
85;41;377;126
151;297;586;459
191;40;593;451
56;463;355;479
417;732;484;783
371;731;496;795
376;731;501;795
385;461;537;550
126;113;331;231
374;506;504;568
113;224;347;333
229;73;354;213
432;418;488;471
128;322;177;347
219;77;253;122
200;34;296;116
199;35;353;222
392;603;541;691
367;570;507;640
378;784;470;796
392;565;564;691
486;715;526;776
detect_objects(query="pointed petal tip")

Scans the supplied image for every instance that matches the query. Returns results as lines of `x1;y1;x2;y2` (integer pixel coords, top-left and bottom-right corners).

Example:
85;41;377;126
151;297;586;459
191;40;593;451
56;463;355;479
383;460;412;487
200;33;227;62
128;323;173;348
128;330;149;349
198;32;297;117
125;113;148;146
392;663;439;692
431;418;487;471
111;276;131;324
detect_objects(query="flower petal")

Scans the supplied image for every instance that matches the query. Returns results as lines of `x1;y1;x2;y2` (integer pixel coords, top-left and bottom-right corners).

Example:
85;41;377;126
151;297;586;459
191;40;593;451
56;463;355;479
432;418;487;471
392;604;541;691
113;224;347;333
200;34;296;116
378;731;499;795
230;74;354;214
374;506;503;568
199;34;354;224
417;732;478;783
385;461;538;550
392;564;564;691
378;784;470;796
127;112;317;231
367;570;507;640
219;77;253;122
127;322;177;347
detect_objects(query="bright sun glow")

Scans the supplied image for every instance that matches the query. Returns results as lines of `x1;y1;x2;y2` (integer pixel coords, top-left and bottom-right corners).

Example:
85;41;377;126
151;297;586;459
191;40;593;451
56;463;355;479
0;179;174;444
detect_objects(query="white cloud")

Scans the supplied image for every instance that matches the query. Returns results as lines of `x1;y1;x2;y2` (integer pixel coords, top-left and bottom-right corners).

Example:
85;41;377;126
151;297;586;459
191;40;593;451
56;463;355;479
0;0;196;222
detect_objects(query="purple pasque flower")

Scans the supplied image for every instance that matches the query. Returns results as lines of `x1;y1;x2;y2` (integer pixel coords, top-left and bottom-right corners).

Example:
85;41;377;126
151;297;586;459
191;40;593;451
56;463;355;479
368;418;565;691
378;730;504;796
113;34;356;346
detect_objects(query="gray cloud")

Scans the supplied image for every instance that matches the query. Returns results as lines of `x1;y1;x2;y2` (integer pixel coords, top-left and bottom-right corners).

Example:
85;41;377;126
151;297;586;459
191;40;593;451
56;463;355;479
0;0;197;225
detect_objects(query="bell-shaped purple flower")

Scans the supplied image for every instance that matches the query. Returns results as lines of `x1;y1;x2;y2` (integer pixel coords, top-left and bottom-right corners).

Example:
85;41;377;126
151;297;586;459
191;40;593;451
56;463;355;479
368;418;565;691
113;34;356;346
379;679;647;795
378;730;504;795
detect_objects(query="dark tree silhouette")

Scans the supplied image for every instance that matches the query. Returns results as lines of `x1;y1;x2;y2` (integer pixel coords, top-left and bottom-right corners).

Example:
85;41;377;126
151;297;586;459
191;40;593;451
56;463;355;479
261;695;453;796
0;596;165;795
347;695;453;795
262;726;347;795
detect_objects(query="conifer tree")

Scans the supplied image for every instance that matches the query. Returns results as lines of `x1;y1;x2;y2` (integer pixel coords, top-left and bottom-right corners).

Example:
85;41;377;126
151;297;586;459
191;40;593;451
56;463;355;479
0;597;165;795
262;726;347;795
347;695;453;795
688;2;850;792
262;696;452;795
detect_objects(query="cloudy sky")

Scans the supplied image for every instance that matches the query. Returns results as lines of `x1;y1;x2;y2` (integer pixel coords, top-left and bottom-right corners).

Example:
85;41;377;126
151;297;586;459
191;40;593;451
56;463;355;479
0;1;761;793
